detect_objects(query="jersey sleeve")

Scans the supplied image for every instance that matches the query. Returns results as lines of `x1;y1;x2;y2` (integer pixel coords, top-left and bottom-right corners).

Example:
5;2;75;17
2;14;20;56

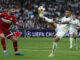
13;16;18;24
0;13;5;17
44;17;53;23
77;20;80;26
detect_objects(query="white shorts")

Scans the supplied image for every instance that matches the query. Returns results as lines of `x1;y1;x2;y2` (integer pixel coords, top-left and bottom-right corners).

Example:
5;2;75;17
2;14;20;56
56;28;69;39
69;28;77;37
55;24;60;32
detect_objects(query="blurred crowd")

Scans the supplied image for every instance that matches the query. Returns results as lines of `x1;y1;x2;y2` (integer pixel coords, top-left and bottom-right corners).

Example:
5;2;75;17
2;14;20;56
0;0;80;29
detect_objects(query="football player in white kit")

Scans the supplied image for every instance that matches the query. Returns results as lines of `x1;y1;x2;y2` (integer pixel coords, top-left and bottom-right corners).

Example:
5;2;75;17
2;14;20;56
69;13;80;49
48;11;72;57
41;10;72;57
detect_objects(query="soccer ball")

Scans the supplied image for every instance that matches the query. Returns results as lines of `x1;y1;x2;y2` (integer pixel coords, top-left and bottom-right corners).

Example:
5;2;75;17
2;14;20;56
38;6;45;11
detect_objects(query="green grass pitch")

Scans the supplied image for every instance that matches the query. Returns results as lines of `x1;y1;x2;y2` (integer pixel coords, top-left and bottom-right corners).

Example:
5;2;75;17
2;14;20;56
0;37;80;60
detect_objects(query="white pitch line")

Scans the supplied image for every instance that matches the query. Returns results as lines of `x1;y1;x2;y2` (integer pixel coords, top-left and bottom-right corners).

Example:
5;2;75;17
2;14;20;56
0;47;80;53
26;47;51;48
19;49;80;53
19;49;49;51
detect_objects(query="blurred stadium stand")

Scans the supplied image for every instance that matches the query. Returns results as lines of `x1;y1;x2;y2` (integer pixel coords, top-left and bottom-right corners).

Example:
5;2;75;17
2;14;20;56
0;0;80;29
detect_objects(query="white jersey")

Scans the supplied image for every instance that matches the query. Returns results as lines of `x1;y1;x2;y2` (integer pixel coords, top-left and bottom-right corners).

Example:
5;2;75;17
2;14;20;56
43;16;72;38
60;16;71;29
69;18;80;35
70;19;80;29
55;16;71;32
56;16;71;38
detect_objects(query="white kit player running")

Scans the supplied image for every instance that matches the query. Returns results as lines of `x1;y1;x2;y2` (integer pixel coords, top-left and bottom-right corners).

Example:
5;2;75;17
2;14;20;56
69;14;80;49
42;10;72;57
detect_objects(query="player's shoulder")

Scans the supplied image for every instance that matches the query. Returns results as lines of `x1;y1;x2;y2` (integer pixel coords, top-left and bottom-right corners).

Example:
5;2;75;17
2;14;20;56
11;15;17;20
62;16;70;19
62;16;71;20
0;12;8;16
76;19;79;22
76;19;79;20
12;15;16;18
1;12;7;14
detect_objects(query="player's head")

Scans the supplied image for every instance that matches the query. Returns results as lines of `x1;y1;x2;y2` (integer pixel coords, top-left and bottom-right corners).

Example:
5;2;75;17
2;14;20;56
65;10;71;17
72;13;77;19
8;8;15;15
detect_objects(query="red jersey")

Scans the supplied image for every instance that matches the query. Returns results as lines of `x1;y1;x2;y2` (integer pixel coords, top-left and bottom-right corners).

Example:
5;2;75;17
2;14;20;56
0;12;17;30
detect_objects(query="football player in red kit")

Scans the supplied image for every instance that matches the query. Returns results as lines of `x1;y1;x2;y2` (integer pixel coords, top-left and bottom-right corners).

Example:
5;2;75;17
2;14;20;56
0;8;23;56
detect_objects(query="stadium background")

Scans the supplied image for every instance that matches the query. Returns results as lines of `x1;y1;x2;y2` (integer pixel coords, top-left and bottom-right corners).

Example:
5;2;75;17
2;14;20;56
0;0;79;37
0;0;80;60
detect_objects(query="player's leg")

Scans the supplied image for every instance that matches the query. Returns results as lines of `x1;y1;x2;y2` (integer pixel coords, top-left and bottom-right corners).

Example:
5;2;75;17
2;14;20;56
48;28;69;57
9;36;24;56
0;33;8;56
74;37;78;49
48;36;60;57
69;34;73;48
52;36;60;53
74;32;78;49
6;30;23;56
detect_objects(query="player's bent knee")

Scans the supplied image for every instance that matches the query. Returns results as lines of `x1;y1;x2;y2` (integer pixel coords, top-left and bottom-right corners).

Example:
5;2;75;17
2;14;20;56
0;34;5;38
10;37;17;42
13;39;17;42
54;36;60;42
12;38;17;42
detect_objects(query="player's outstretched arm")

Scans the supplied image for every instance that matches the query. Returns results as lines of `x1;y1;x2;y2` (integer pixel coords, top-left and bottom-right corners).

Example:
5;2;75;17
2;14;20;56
43;17;57;28
43;17;53;23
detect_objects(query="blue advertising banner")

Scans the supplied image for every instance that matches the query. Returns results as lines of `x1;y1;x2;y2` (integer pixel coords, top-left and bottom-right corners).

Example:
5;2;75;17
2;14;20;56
25;29;55;37
25;29;80;37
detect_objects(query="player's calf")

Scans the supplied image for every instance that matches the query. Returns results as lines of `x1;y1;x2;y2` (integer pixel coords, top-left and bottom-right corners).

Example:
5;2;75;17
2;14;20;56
10;36;24;56
0;33;8;56
69;34;73;48
54;36;60;42
74;37;78;49
48;36;60;57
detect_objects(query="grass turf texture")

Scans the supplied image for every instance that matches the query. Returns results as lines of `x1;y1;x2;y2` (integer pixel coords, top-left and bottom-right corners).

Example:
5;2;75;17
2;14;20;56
0;37;80;60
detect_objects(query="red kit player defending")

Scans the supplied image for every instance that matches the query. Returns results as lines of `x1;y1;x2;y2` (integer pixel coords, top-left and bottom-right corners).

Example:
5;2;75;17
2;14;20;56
0;8;23;56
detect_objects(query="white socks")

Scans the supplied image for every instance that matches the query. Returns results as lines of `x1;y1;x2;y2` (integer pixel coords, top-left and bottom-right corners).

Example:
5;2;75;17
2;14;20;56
4;50;7;53
70;38;77;49
74;39;77;49
70;38;73;48
52;42;57;54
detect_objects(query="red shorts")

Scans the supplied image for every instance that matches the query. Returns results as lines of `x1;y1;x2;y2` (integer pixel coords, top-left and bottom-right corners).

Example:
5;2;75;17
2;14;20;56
0;28;14;39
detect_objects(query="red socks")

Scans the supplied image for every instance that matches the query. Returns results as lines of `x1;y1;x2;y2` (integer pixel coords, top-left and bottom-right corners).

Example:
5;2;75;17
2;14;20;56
1;38;18;52
1;38;6;51
13;41;18;52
